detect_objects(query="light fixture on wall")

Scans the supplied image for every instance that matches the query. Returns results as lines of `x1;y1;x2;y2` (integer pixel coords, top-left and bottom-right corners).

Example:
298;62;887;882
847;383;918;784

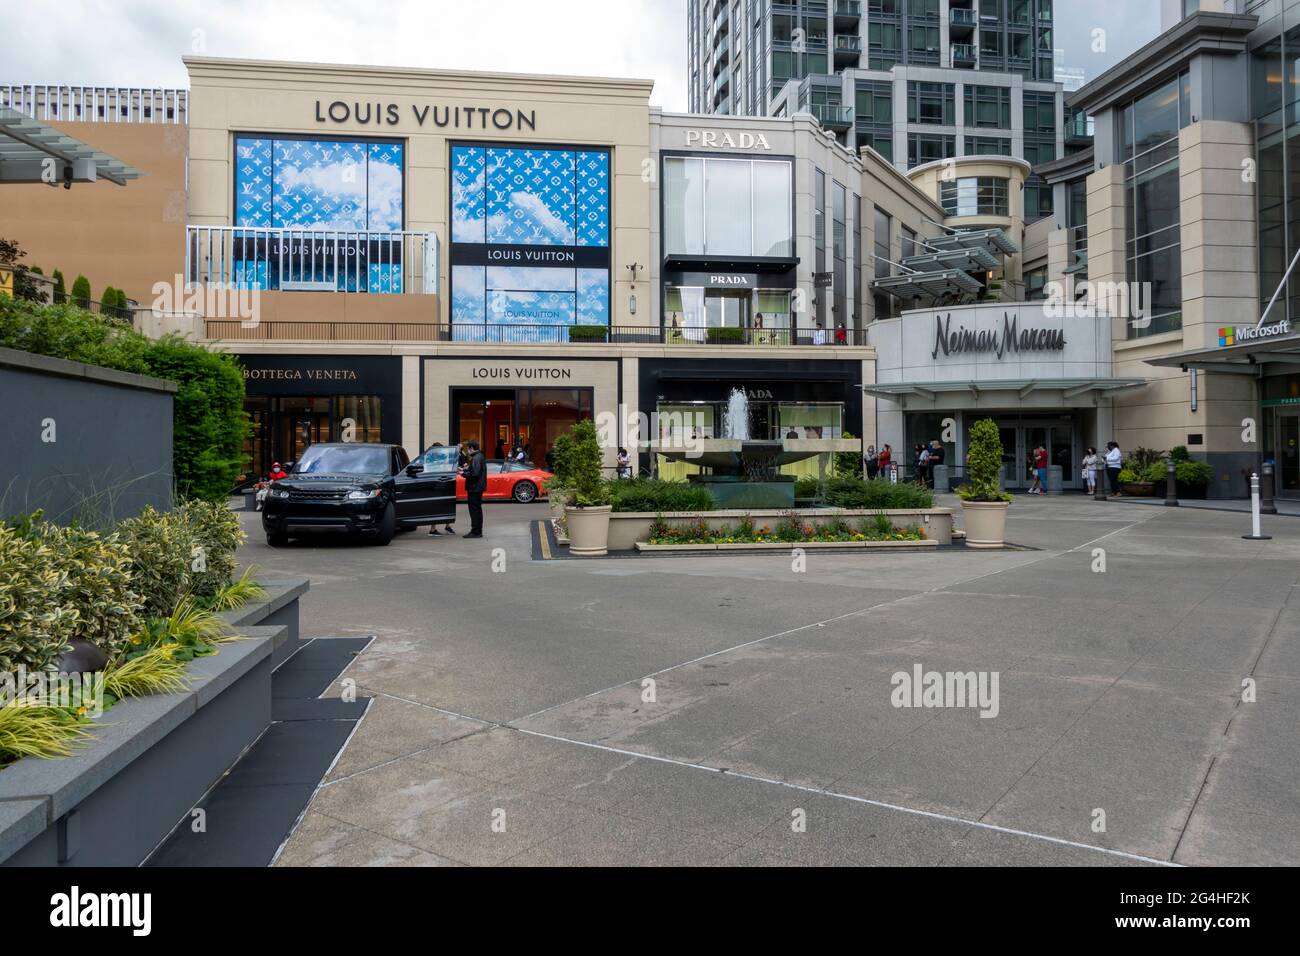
630;293;638;315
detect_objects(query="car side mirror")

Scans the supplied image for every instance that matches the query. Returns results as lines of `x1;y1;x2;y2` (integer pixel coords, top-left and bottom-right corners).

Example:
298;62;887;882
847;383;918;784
406;463;424;477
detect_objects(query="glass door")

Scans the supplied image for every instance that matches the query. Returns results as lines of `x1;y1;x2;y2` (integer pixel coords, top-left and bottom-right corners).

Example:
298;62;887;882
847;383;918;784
1278;411;1300;496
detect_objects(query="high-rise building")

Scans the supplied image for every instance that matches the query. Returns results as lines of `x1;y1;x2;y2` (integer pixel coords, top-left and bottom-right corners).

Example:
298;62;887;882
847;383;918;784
688;1;1064;216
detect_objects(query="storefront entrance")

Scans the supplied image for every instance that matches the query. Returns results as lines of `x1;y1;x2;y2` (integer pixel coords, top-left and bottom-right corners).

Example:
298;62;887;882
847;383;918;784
451;387;594;464
1276;409;1300;497
243;395;384;480
990;415;1079;491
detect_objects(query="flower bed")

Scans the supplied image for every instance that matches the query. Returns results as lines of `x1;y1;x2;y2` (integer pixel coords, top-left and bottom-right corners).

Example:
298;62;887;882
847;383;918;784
649;512;927;546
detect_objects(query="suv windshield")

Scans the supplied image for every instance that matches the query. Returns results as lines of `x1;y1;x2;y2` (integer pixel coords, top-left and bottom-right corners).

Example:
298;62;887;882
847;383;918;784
294;445;390;476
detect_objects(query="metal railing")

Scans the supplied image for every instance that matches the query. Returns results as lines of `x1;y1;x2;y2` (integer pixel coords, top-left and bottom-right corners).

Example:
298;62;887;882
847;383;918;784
809;103;854;127
950;7;978;27
185;225;440;295
199;322;873;345
952;44;978;64
1;85;187;123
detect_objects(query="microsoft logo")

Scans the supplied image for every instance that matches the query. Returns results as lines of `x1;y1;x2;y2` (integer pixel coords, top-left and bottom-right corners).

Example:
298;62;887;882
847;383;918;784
1219;320;1293;348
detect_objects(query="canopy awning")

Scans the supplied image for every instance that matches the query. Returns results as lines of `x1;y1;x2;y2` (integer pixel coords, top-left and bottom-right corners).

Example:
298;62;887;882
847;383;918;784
864;377;1147;404
900;245;1001;273
871;269;982;300
0;105;140;186
1146;326;1300;375
924;227;1021;258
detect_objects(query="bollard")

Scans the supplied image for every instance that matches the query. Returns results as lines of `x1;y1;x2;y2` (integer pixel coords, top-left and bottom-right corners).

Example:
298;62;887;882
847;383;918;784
1095;466;1109;502
1261;461;1279;516
1164;458;1179;507
1243;473;1273;541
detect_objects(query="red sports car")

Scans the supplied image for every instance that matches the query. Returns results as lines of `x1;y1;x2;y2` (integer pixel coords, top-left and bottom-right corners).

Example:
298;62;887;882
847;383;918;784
456;460;552;503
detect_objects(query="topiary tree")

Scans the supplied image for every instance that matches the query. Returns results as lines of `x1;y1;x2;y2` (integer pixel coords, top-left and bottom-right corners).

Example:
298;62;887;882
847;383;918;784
51;269;66;304
958;418;1012;503
71;274;91;309
567;419;610;508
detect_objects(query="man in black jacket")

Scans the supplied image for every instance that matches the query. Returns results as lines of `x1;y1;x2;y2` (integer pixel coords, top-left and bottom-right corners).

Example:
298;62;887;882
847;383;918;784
463;440;486;538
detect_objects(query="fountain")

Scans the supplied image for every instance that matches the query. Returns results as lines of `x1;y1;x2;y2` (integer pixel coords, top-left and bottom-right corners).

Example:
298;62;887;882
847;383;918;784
664;388;819;510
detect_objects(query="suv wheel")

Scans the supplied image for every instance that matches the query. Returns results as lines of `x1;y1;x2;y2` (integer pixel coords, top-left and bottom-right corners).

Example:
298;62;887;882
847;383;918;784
513;480;538;504
373;502;396;546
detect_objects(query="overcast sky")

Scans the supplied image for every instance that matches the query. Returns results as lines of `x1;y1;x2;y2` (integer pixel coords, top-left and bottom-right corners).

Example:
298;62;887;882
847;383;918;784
8;0;1163;110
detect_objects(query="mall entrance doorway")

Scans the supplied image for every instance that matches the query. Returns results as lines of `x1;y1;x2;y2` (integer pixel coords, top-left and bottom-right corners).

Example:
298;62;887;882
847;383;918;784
1276;408;1300;498
451;387;595;466
982;414;1080;491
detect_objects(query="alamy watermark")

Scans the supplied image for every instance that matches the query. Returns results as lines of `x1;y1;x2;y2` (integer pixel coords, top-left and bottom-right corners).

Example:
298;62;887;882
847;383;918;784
1044;279;1152;331
891;664;1000;719
1;666;105;718
151;274;261;328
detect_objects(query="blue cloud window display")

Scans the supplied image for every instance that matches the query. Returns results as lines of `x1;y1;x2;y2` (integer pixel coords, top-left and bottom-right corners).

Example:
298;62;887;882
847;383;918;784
450;144;610;340
233;136;405;293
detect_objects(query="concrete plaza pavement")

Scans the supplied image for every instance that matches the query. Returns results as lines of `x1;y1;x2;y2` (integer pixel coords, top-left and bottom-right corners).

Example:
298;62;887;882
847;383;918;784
239;495;1300;866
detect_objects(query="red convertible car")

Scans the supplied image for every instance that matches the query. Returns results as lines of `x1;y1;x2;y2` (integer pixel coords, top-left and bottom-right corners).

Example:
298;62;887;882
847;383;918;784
455;459;552;503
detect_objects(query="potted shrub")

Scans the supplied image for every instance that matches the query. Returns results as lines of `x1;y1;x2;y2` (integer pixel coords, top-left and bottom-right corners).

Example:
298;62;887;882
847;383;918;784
957;418;1012;549
546;431;576;525
1117;467;1154;497
1143;447;1212;499
563;420;613;556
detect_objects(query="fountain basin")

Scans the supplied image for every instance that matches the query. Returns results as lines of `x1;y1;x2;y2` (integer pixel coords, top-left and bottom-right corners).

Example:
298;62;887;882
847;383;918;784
689;474;797;510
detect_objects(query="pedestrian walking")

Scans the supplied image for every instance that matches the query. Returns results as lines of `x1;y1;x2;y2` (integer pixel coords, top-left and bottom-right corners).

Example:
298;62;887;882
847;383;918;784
463;440;486;538
1082;447;1102;497
1029;444;1048;495
1105;441;1124;497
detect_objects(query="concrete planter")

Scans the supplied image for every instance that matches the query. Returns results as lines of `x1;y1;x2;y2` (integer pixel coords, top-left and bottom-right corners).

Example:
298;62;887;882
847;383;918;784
960;501;1010;549
0;579;309;867
217;579;309;668
607;508;955;552
636;539;938;554
566;505;612;556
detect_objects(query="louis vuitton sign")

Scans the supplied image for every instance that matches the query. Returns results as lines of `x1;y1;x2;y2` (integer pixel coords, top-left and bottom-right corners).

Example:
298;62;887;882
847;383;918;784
314;100;537;131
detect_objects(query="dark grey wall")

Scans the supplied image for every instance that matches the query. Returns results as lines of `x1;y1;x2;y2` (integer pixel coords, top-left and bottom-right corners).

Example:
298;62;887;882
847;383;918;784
0;348;176;527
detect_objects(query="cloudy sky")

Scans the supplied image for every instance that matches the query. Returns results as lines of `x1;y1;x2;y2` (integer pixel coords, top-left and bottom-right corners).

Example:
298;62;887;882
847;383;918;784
8;0;1163;109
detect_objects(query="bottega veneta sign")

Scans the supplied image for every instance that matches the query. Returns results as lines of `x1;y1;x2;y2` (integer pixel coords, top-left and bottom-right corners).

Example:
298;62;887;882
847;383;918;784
314;100;537;131
243;368;359;381
931;313;1066;361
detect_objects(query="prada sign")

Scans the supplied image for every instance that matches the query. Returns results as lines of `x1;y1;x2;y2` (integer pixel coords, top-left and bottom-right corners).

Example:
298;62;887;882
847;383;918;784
932;313;1066;361
670;272;769;290
315;100;537;131
683;130;773;151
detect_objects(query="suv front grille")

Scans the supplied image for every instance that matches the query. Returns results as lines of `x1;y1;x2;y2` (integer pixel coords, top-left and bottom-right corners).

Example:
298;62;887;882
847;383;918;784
290;489;349;501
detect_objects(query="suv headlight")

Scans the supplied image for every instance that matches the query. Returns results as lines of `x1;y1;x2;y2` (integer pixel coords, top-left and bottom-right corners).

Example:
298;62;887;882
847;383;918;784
272;489;291;499
346;489;381;501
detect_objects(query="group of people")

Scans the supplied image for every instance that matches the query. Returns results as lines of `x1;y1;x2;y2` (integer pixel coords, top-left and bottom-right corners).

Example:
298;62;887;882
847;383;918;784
1082;442;1126;498
863;444;894;480
810;321;850;346
424;440;487;539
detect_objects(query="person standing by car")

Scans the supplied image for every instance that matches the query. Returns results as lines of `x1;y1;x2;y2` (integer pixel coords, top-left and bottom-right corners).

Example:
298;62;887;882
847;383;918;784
463;440;486;538
426;444;457;537
1105;441;1124;497
269;462;288;482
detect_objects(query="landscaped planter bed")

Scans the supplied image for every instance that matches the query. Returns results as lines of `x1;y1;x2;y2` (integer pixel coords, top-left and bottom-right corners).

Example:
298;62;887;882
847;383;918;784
0;579;309;867
636;538;939;553
607;509;955;552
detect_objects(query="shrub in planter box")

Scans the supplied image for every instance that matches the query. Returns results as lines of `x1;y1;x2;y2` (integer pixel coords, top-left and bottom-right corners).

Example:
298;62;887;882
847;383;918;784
567;324;609;343
610;478;715;513
705;326;746;345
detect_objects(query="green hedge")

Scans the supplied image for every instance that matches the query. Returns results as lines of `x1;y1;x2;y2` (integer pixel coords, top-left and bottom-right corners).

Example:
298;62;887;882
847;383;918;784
705;326;746;345
609;478;716;513
794;476;934;509
1142;459;1213;485
0;295;248;502
567;324;609;342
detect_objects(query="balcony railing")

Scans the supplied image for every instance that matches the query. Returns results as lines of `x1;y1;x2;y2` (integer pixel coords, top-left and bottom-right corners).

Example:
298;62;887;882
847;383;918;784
950;7;978;28
200;322;872;346
808;103;854;128
951;44;977;66
834;0;862;22
834;35;863;56
1;84;187;123
185;225;439;295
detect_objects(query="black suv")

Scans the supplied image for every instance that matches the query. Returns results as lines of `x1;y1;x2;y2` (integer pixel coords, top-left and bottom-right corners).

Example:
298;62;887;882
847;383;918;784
261;443;459;547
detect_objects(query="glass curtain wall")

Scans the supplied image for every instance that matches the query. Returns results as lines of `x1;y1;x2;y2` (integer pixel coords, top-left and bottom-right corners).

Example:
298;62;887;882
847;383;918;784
1120;71;1190;338
1253;20;1300;325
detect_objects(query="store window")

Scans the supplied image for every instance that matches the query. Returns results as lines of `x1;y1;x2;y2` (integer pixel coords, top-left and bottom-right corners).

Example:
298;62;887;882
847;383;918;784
449;144;610;340
232;135;406;292
663;155;793;258
940;177;1010;217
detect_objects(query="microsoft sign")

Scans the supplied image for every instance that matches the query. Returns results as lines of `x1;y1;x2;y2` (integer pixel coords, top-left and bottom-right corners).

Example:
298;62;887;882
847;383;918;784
1219;320;1293;347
